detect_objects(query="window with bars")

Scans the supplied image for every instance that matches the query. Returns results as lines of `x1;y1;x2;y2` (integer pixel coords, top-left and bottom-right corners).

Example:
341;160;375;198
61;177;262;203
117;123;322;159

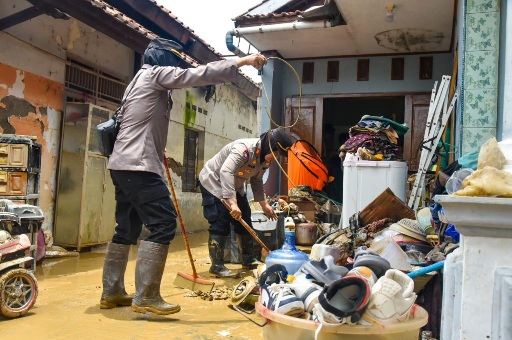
64;58;127;110
182;129;199;192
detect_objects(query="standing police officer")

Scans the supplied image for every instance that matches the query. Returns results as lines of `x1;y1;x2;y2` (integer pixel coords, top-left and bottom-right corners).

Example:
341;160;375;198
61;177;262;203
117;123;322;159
100;37;267;315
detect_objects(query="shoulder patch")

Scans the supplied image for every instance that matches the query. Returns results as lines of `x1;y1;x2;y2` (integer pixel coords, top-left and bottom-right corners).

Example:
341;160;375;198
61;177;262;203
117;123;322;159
242;149;250;161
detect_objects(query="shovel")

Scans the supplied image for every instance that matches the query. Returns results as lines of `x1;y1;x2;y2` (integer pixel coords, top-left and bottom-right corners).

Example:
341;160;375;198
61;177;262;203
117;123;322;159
164;156;215;293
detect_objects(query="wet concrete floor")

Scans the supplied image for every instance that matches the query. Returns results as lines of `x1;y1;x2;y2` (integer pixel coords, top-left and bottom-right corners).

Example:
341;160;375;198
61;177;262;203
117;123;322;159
1;231;263;339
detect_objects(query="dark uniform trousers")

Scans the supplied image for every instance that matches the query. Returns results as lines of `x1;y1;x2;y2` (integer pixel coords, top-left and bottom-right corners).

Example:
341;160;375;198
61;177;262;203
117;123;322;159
199;183;253;236
110;170;177;245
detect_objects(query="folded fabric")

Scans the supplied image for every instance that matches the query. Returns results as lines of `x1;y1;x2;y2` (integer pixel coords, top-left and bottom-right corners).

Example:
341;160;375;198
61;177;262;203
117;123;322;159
359;115;409;136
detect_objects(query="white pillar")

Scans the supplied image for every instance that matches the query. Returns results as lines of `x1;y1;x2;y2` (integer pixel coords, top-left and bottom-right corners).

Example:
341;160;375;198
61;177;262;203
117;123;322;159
435;196;512;340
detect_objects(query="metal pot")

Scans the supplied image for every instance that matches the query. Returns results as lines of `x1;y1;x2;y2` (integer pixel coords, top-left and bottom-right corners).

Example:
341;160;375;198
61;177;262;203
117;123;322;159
295;222;318;246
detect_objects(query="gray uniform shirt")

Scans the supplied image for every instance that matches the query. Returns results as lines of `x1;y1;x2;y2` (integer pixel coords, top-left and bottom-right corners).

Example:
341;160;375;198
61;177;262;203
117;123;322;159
199;139;269;202
108;59;239;178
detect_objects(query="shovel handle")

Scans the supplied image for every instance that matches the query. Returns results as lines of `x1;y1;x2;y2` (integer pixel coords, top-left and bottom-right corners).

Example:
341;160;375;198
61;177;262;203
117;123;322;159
221;199;271;254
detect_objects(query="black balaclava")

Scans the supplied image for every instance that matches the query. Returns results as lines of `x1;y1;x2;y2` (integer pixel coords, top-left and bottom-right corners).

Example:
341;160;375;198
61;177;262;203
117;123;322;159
259;128;297;162
143;38;183;67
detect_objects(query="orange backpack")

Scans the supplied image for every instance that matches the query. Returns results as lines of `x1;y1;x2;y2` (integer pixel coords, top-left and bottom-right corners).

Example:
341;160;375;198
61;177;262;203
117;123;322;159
287;140;329;191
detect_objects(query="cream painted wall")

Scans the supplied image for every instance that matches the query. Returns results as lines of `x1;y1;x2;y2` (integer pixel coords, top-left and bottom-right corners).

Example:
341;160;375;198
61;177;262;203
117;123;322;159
1;0;132;79
167;84;258;231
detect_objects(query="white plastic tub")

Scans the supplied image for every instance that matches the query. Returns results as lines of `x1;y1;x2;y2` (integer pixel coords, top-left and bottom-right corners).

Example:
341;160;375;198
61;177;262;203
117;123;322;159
256;302;428;340
342;160;407;228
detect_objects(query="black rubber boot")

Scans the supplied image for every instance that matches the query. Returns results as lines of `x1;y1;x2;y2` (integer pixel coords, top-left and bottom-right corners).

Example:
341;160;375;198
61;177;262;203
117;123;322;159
236;234;261;270
100;242;133;309
208;234;240;278
131;240;180;315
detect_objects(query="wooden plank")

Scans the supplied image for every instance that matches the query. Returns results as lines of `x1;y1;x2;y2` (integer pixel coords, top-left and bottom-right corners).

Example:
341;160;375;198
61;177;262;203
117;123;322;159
359;187;416;226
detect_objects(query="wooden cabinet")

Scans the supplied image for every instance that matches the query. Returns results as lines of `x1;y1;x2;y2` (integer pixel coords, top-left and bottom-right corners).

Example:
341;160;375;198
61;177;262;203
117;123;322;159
54;103;116;250
0;143;28;167
0;135;41;205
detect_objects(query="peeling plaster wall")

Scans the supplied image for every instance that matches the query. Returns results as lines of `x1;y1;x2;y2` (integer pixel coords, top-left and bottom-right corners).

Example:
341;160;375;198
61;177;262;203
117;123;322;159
0;62;62;232
0;5;133;236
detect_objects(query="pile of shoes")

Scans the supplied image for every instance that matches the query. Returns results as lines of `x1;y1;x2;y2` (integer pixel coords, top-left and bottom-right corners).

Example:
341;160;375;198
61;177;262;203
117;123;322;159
257;249;418;328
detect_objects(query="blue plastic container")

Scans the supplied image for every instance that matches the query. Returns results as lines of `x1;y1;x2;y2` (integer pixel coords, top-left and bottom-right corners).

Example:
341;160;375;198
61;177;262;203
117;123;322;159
265;230;310;275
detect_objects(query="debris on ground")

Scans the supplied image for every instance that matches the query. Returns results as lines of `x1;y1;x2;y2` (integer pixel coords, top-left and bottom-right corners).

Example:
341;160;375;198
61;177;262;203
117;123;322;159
45;245;79;258
183;285;233;301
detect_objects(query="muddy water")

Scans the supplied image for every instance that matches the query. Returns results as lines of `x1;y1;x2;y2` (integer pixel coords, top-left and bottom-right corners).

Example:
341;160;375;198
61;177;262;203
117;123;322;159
1;231;263;339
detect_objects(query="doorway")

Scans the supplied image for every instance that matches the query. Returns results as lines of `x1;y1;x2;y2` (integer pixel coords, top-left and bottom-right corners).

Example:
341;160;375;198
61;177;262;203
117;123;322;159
322;96;406;150
281;94;427;197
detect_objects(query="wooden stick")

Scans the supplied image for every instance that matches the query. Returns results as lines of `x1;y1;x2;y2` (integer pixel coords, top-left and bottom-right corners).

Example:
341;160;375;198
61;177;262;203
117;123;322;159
220;199;271;254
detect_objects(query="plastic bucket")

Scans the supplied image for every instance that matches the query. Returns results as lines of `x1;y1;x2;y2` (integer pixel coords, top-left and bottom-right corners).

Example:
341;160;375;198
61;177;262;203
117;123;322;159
256;302;428;340
368;237;412;272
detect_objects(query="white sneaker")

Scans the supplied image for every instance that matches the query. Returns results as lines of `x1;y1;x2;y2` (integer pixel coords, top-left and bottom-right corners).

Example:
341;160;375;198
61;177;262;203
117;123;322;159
260;283;305;316
361;269;417;324
314;276;371;324
287;271;322;313
346;266;377;289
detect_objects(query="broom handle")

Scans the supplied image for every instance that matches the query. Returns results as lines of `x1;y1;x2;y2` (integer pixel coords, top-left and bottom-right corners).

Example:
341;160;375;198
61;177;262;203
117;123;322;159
164;156;198;278
220;199;271;254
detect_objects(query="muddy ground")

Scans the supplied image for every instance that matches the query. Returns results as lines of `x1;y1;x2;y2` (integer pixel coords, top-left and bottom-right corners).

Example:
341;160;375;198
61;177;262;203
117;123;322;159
1;231;264;339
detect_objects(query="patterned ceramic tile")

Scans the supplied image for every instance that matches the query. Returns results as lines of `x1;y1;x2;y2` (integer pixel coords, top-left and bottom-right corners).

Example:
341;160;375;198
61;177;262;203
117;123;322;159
464;50;499;89
461;127;496;154
466;12;500;51
467;0;499;13
463;89;497;127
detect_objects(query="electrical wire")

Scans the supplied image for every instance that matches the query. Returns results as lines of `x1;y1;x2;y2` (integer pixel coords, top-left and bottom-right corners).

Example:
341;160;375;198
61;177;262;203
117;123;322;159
260;57;329;213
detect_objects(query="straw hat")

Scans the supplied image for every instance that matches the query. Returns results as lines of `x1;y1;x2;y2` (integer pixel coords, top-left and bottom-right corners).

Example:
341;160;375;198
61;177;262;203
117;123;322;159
389;218;428;242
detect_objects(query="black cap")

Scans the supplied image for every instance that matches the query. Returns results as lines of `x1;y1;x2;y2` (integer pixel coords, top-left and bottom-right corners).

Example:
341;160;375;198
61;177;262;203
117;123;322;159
143;38;183;67
269;128;296;157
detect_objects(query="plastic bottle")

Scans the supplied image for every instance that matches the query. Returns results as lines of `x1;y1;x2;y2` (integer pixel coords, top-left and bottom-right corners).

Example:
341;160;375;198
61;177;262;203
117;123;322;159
264;217;310;275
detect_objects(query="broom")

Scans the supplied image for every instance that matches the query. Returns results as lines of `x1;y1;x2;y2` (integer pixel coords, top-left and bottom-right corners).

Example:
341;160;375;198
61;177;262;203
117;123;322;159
164;156;215;293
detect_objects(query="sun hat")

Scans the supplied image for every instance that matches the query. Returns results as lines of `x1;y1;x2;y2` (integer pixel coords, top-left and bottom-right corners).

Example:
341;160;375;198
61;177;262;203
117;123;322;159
389;218;428;242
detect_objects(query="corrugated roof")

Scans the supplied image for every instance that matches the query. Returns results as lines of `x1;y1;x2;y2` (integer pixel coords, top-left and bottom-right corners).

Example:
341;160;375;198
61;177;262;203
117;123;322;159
146;0;223;58
241;10;304;20
234;0;319;20
89;0;259;88
245;0;295;16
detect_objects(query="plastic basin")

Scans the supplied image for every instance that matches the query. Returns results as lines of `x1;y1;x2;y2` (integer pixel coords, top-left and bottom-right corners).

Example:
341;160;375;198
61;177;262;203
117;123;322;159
256;302;428;340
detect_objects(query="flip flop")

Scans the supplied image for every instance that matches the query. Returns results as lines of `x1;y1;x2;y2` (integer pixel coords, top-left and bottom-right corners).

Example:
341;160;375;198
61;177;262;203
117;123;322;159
353;252;391;278
300;255;349;285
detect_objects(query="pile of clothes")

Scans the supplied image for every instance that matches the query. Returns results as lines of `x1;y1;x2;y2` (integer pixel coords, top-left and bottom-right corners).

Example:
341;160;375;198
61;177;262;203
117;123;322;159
340;115;409;161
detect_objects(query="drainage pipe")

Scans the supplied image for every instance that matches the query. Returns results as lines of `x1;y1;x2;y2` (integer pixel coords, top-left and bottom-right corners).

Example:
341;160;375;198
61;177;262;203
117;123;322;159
225;31;248;57
226;19;334;56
